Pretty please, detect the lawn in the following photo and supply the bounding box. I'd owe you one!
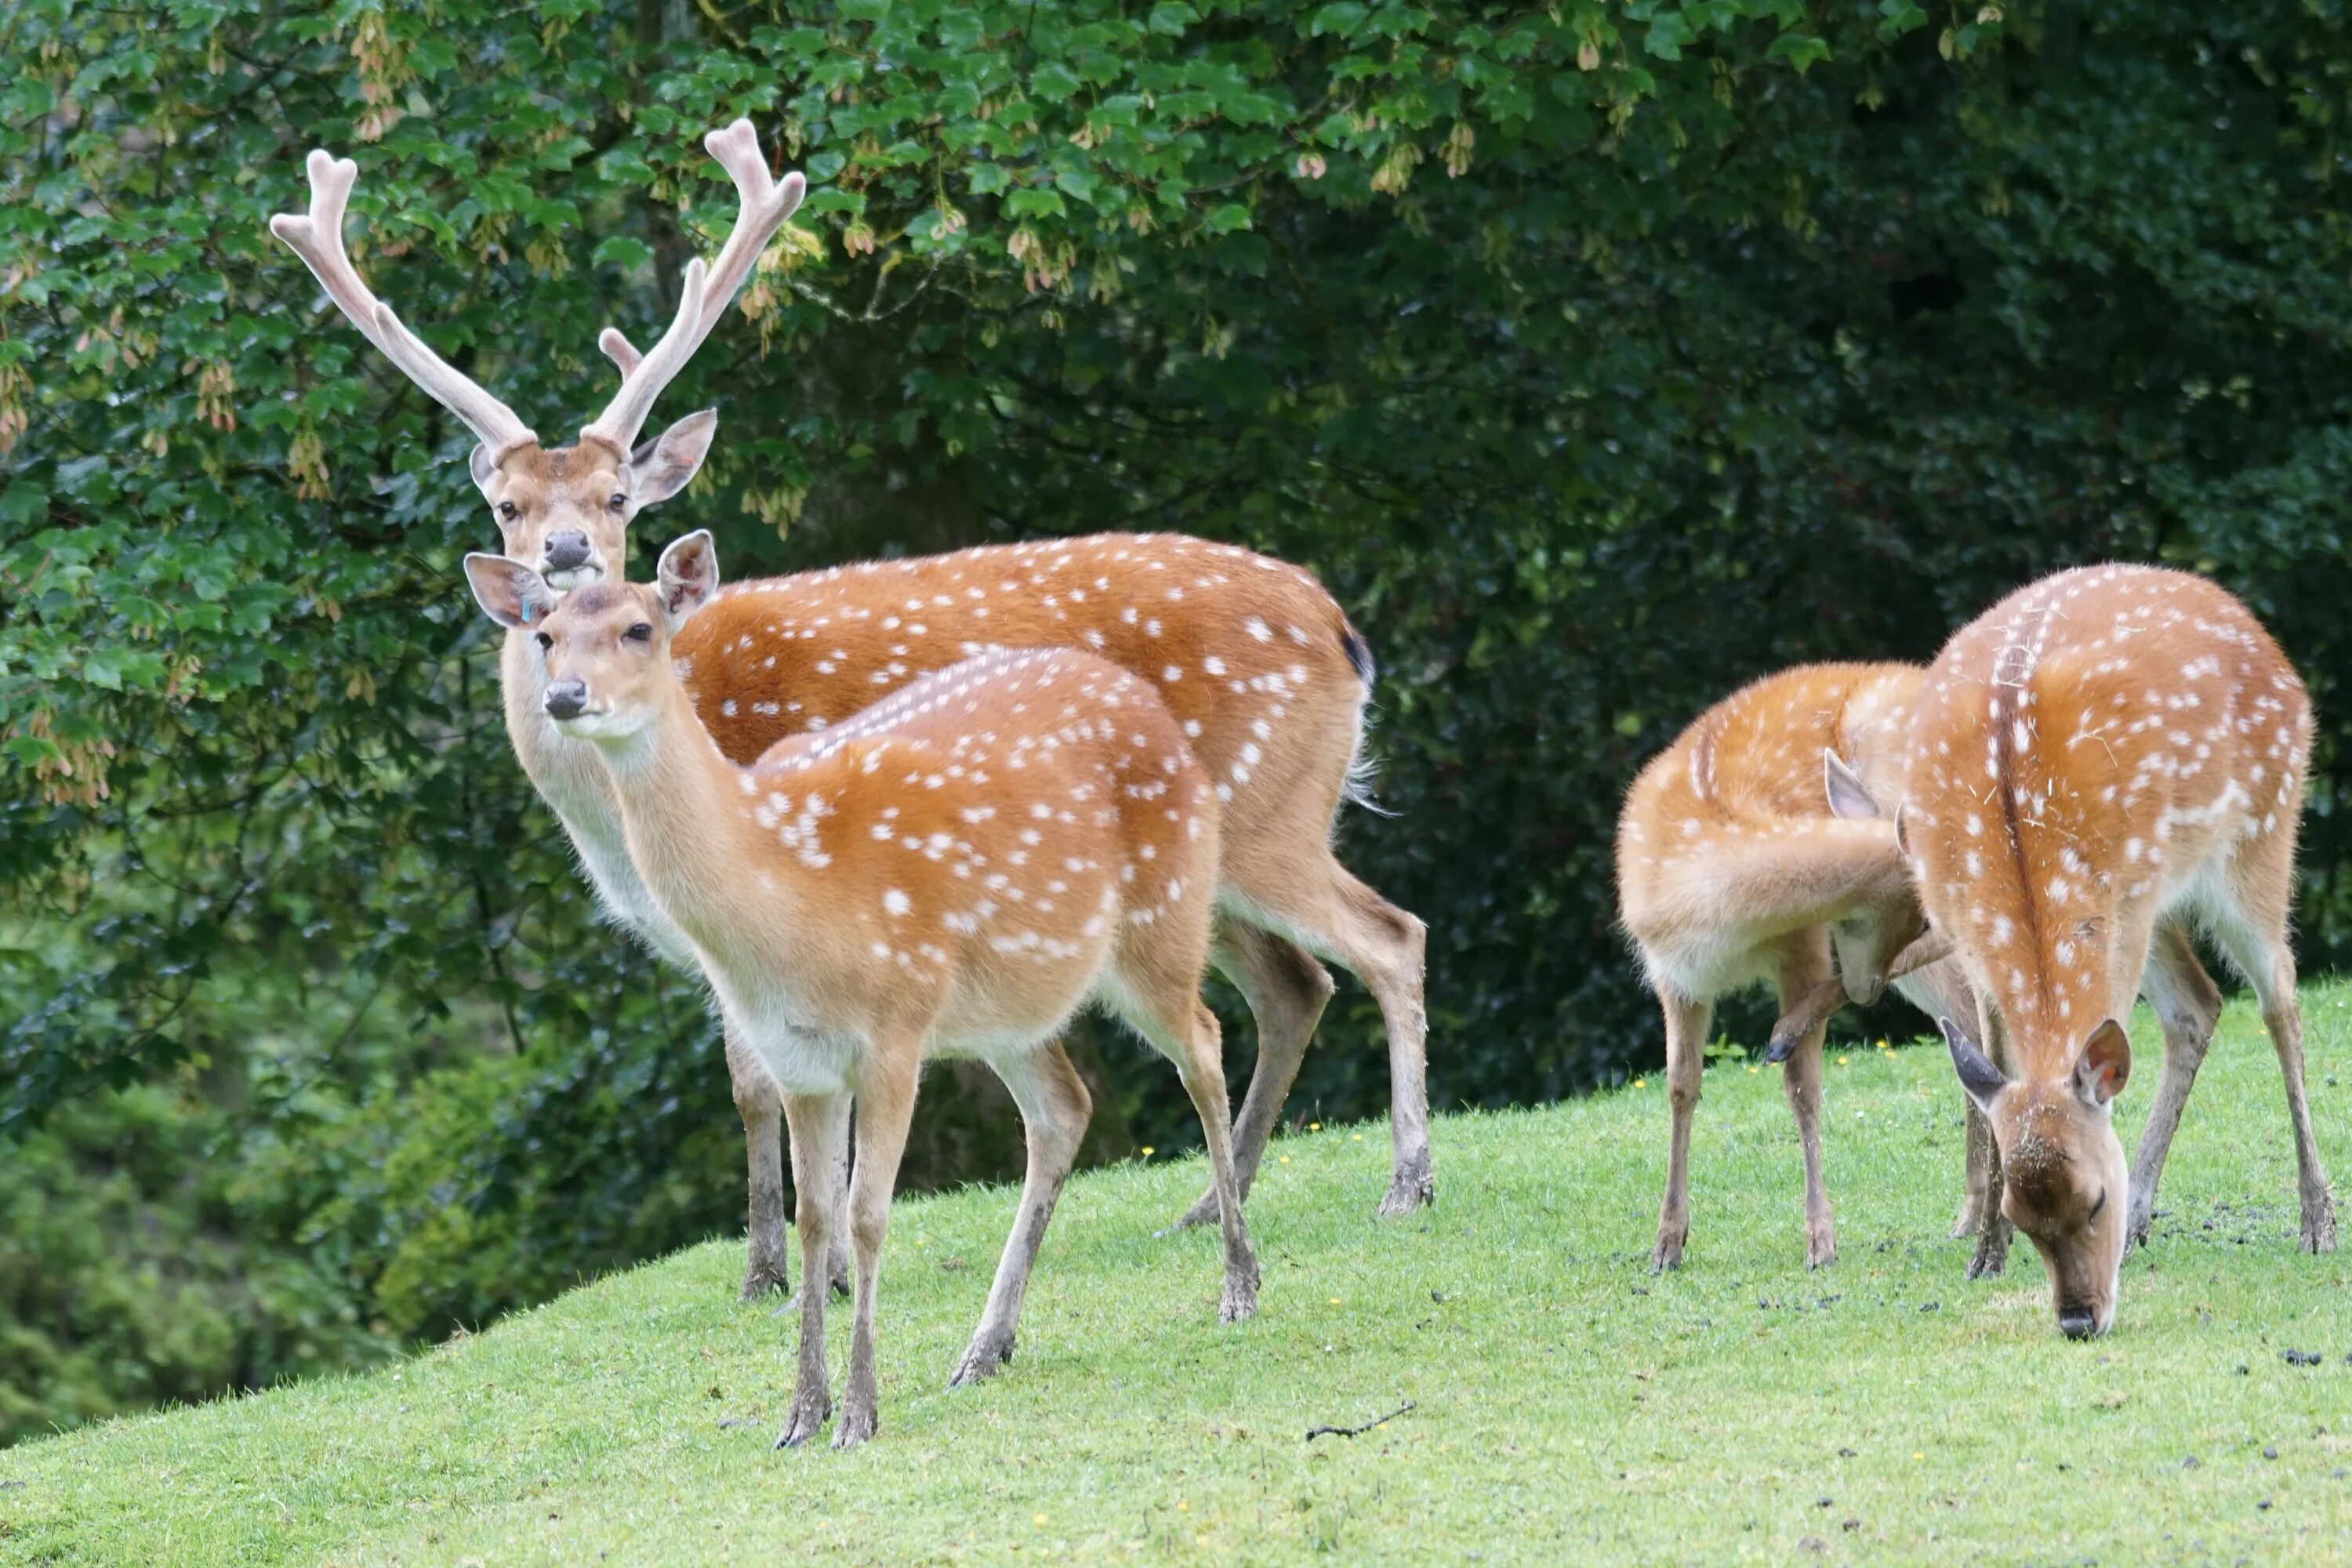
[5,986,2352,1566]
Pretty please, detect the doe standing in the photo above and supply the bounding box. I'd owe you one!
[469,532,1260,1447]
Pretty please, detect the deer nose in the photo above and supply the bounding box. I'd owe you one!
[543,678,589,720]
[2056,1305,2098,1340]
[542,532,593,573]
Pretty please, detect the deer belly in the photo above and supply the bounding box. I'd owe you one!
[726,1000,860,1097]
[1637,929,1778,1003]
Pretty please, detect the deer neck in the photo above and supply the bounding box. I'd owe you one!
[498,628,695,964]
[587,679,809,975]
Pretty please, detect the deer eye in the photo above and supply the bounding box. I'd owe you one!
[623,622,653,643]
[535,631,553,651]
[608,492,628,511]
[498,500,519,520]
[2088,1186,2107,1220]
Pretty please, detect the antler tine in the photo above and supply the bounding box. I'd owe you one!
[698,118,805,322]
[583,118,804,452]
[268,149,538,460]
[581,260,710,455]
[597,327,644,377]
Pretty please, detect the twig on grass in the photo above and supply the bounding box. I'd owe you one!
[1305,1401,1414,1442]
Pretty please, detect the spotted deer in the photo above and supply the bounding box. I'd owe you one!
[666,531,1427,1235]
[272,132,1432,1301]
[1618,663,1973,1272]
[1900,564,2336,1338]
[270,121,854,1300]
[466,532,1260,1448]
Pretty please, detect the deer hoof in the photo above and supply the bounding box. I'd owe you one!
[1650,1229,1686,1273]
[775,1393,831,1450]
[831,1403,879,1450]
[782,1277,840,1315]
[2301,1196,2338,1254]
[1219,1261,1261,1324]
[1964,1229,2010,1280]
[1161,1187,1220,1234]
[950,1330,1017,1387]
[1377,1154,1435,1218]
[739,1262,789,1304]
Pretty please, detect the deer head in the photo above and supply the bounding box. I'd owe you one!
[465,532,718,742]
[1818,750,1930,1007]
[1942,1014,2130,1338]
[271,122,801,591]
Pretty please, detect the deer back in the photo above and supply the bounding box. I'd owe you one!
[673,535,1368,835]
[1902,564,2310,1076]
[1617,662,1922,976]
[642,644,1221,1054]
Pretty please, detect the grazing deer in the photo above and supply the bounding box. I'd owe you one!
[466,532,1259,1448]
[271,131,1432,1269]
[1618,663,1973,1272]
[1900,564,2336,1338]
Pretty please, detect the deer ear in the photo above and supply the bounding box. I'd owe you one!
[1824,750,1882,821]
[629,410,717,507]
[468,443,499,499]
[1941,1015,2007,1115]
[464,553,556,630]
[2074,1018,2132,1109]
[655,529,720,627]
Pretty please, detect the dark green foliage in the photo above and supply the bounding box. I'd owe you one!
[5,0,2350,1439]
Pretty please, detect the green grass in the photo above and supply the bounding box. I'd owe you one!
[8,988,2352,1566]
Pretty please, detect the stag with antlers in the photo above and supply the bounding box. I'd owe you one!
[271,122,1433,1305]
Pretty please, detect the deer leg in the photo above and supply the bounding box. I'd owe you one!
[2125,923,2223,1247]
[1764,974,1846,1066]
[1773,935,1838,1270]
[2212,898,2338,1254]
[774,1090,848,1449]
[1171,923,1334,1230]
[1888,929,1955,982]
[824,1094,854,1300]
[1175,1001,1261,1323]
[1330,877,1432,1219]
[724,1018,790,1302]
[1954,1102,1994,1239]
[1113,919,1261,1320]
[2259,985,2338,1255]
[1965,998,2013,1279]
[953,1040,1092,1386]
[835,1045,921,1450]
[1650,986,1713,1272]
[1240,858,1432,1218]
[1766,924,1948,1071]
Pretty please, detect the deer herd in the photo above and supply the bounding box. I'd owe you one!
[272,122,2337,1447]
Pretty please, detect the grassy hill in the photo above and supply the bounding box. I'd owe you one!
[6,987,2352,1566]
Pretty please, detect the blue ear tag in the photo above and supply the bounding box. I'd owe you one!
[521,600,535,625]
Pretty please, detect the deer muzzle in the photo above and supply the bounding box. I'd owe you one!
[543,677,590,721]
[541,531,597,583]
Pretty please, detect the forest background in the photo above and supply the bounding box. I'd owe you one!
[7,0,2351,1443]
